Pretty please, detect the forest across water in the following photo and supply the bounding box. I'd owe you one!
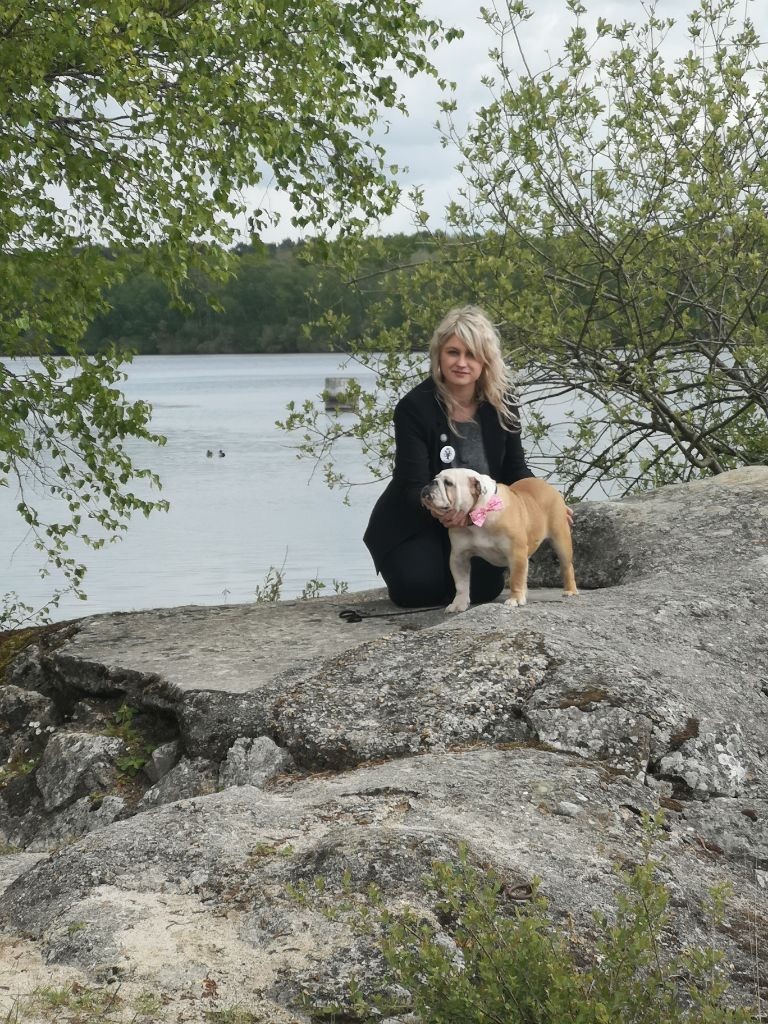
[81,234,431,356]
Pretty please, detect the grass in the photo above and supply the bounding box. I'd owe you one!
[1,985,279,1024]
[203,1008,262,1024]
[132,990,167,1018]
[1,982,122,1023]
[0,757,39,792]
[1,983,165,1023]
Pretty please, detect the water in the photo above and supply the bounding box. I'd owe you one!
[2,353,621,624]
[1,354,388,621]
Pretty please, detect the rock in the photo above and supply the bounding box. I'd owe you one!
[219,736,294,789]
[529,704,653,779]
[527,464,768,591]
[177,690,273,760]
[69,698,118,732]
[0,685,56,735]
[4,644,52,695]
[137,757,218,810]
[20,593,448,760]
[262,627,539,770]
[657,723,748,799]
[554,800,581,817]
[0,773,41,837]
[0,851,46,896]
[40,795,128,849]
[35,733,128,812]
[0,685,57,762]
[0,749,762,1013]
[676,798,768,864]
[143,740,181,784]
[1,469,767,1017]
[0,778,128,853]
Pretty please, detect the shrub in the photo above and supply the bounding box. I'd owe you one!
[351,816,754,1023]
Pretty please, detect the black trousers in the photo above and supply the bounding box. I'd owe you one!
[378,524,505,608]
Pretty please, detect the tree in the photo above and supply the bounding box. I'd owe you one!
[284,0,768,500]
[0,0,457,623]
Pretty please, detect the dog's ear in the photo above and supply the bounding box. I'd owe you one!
[470,475,482,500]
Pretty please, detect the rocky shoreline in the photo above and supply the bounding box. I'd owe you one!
[1,467,767,1022]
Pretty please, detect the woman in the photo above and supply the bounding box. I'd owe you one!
[364,305,534,607]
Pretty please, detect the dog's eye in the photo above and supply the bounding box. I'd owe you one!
[444,481,453,488]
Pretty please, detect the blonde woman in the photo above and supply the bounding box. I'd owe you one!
[364,305,535,607]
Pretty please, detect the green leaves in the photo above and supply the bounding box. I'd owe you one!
[362,827,753,1023]
[262,811,749,1021]
[1,1,457,623]
[285,0,768,502]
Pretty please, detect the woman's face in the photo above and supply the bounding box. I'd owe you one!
[439,334,484,392]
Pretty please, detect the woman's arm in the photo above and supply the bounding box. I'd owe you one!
[392,400,435,512]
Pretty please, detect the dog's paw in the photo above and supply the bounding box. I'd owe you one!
[504,597,520,608]
[562,589,580,598]
[445,600,469,614]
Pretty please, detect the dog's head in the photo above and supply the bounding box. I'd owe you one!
[420,468,495,515]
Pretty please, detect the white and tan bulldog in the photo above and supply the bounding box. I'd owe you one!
[421,468,578,612]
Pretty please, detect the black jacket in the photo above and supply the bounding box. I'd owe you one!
[363,378,534,571]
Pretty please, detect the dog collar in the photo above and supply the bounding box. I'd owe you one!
[469,494,503,527]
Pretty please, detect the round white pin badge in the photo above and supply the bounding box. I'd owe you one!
[440,445,456,464]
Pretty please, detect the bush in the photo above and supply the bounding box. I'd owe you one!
[350,816,754,1023]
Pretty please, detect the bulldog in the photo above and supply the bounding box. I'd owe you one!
[421,468,578,612]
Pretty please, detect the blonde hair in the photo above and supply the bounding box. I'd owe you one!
[429,305,520,432]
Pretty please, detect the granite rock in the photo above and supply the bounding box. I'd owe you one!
[1,468,767,1020]
[35,733,127,813]
[219,735,294,789]
[143,740,181,784]
[0,750,764,1015]
[0,684,58,766]
[137,756,218,810]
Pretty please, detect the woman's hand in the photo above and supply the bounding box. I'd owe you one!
[430,507,470,528]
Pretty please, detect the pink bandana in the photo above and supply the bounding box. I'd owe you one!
[469,494,503,527]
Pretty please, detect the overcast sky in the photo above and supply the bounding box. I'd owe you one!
[255,0,765,242]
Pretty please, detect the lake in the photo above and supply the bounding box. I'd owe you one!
[1,354,390,621]
[1,353,603,623]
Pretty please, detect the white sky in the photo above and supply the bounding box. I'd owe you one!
[254,0,766,242]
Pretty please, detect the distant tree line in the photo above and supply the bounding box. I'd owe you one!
[82,235,433,354]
